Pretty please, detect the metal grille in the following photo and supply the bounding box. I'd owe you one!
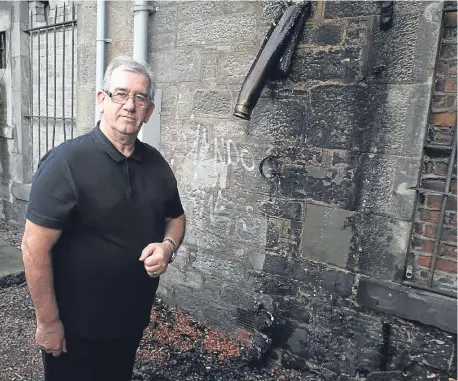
[25,3,77,170]
[236,307,256,332]
[403,5,457,298]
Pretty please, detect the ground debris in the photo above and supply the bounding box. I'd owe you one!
[133,299,307,381]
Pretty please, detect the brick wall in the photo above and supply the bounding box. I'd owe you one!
[410,8,457,292]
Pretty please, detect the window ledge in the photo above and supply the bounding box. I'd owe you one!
[357,278,457,334]
[0,126,13,139]
[11,182,31,202]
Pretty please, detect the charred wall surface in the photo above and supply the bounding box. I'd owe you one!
[79,1,458,380]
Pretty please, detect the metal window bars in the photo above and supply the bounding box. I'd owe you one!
[403,5,457,298]
[25,3,76,170]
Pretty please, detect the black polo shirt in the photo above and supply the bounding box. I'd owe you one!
[26,124,184,339]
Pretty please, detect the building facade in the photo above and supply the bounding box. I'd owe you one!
[1,1,457,380]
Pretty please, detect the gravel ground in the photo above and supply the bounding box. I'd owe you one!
[0,222,310,381]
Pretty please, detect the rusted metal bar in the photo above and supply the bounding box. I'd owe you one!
[23,19,76,33]
[53,6,57,148]
[428,133,457,287]
[29,8,34,170]
[45,18,49,152]
[37,28,41,160]
[62,5,66,142]
[412,188,457,198]
[71,3,75,139]
[425,144,453,151]
[403,280,457,298]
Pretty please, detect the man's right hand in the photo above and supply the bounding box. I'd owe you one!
[36,320,67,357]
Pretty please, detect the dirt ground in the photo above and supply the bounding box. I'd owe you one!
[0,222,310,381]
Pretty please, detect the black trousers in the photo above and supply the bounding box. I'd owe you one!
[42,334,143,381]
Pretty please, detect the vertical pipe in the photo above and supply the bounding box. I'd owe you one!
[62,5,66,141]
[37,28,41,160]
[53,6,57,148]
[95,0,106,123]
[29,9,34,170]
[133,0,150,141]
[45,16,49,152]
[71,3,75,139]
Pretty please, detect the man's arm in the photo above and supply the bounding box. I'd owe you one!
[22,219,66,356]
[163,213,186,253]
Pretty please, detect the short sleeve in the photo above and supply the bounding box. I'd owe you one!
[26,149,77,230]
[165,186,184,219]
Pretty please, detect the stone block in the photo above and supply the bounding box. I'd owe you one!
[249,97,307,145]
[150,48,200,83]
[355,154,419,220]
[300,203,354,268]
[301,21,345,45]
[324,1,379,18]
[218,48,258,85]
[309,84,430,156]
[289,46,364,84]
[347,212,411,280]
[151,2,177,34]
[358,278,457,334]
[367,3,443,85]
[75,2,97,46]
[177,1,222,20]
[192,88,233,117]
[259,198,303,221]
[105,6,131,47]
[177,14,258,47]
[76,84,96,135]
[11,182,30,202]
[276,150,358,209]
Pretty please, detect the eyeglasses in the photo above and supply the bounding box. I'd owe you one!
[104,90,151,108]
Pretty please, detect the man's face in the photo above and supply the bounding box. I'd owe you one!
[97,68,155,136]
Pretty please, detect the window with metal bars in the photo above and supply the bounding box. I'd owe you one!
[403,5,457,298]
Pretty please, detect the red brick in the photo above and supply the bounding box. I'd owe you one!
[449,213,457,227]
[445,77,457,93]
[431,112,457,127]
[418,255,432,268]
[418,256,458,274]
[424,224,438,239]
[444,11,457,27]
[440,44,457,60]
[436,77,446,92]
[442,227,458,244]
[422,179,446,192]
[441,243,457,258]
[414,222,424,235]
[446,196,457,211]
[432,94,457,111]
[419,209,441,223]
[427,195,443,210]
[434,162,449,177]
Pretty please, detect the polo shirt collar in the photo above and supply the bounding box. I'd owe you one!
[93,122,144,162]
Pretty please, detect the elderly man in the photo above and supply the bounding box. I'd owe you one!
[21,56,186,381]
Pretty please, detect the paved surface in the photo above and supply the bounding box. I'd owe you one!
[0,238,23,277]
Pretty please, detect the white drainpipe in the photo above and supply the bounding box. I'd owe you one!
[95,0,107,124]
[132,1,161,147]
[133,0,150,142]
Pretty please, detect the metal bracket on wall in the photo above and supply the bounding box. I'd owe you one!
[380,1,394,30]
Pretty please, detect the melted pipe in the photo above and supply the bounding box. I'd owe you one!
[233,2,311,121]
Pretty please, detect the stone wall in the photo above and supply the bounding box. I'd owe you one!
[45,1,458,379]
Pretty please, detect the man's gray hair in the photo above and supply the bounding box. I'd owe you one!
[102,56,157,102]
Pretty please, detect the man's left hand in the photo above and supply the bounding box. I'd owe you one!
[139,242,173,277]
